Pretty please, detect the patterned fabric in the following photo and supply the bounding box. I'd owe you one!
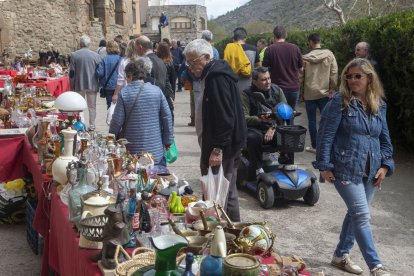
[109,81,173,164]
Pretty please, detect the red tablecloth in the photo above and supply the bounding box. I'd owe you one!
[0,70,18,77]
[0,76,70,97]
[48,186,101,276]
[22,77,70,97]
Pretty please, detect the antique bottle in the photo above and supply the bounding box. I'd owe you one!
[182,252,196,276]
[199,225,227,276]
[68,161,94,223]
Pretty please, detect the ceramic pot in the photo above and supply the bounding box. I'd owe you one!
[222,253,260,276]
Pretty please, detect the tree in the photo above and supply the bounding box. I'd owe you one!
[207,20,227,42]
[323,0,392,25]
[323,0,347,24]
[245,21,273,35]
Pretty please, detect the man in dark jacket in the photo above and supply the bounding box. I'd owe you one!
[183,39,247,222]
[135,35,174,115]
[242,67,287,176]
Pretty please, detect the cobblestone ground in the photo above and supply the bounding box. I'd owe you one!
[1,89,413,276]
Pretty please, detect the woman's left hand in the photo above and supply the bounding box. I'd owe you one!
[373,166,388,188]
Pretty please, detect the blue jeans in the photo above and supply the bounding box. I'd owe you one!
[305,97,329,148]
[284,90,299,111]
[334,177,381,269]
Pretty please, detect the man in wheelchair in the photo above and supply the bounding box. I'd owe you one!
[241,66,287,177]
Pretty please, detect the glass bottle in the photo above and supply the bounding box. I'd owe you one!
[68,162,95,223]
[32,117,46,153]
[182,252,196,276]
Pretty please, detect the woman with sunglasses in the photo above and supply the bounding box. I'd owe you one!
[316,58,394,276]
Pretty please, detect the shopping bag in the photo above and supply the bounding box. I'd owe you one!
[164,139,178,163]
[200,165,229,207]
[106,102,116,125]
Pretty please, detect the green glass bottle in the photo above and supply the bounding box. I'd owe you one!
[68,161,94,223]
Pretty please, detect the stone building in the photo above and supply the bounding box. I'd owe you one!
[140,0,207,43]
[0,0,141,60]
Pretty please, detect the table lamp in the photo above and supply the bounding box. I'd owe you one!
[52,91,87,185]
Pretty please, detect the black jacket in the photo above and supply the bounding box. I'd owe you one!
[201,60,247,165]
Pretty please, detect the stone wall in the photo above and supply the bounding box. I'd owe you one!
[0,0,134,60]
[141,4,207,44]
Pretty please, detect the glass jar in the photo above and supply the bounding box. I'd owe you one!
[68,162,95,223]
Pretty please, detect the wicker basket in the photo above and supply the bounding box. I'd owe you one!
[115,246,155,276]
[114,246,186,276]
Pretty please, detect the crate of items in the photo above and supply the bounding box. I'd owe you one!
[26,198,43,255]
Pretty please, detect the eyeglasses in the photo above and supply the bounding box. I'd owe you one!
[345,73,365,80]
[185,54,206,67]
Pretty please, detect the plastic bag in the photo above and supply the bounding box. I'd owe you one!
[164,139,178,163]
[106,102,116,125]
[200,165,230,207]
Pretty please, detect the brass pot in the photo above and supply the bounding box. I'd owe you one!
[192,220,228,236]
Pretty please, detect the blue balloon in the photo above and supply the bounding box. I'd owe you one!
[276,102,293,120]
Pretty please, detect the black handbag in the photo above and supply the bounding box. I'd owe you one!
[99,58,120,98]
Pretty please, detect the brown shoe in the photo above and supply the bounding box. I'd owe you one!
[187,122,195,126]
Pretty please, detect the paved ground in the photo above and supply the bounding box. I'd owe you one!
[1,89,413,275]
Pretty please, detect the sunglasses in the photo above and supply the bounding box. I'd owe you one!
[345,73,365,80]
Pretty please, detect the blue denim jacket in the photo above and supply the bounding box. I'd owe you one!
[316,93,394,183]
[96,54,121,90]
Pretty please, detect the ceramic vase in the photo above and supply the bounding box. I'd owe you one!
[52,128,79,185]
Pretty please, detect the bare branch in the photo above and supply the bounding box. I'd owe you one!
[323,0,346,25]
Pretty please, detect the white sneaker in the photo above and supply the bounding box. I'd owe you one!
[305,146,317,154]
[370,264,390,276]
[331,253,363,274]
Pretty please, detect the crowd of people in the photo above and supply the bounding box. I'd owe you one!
[67,27,394,276]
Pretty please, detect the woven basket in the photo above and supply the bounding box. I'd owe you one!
[115,246,155,276]
[114,246,186,276]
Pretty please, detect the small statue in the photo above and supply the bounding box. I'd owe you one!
[99,206,130,269]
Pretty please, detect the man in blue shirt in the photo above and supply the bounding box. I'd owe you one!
[158,12,168,34]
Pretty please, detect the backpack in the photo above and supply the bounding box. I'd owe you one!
[223,42,252,77]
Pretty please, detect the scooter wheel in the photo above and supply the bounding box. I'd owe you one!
[257,181,274,209]
[304,181,320,206]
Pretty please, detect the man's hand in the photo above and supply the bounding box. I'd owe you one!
[259,114,271,123]
[264,127,275,142]
[0,108,9,117]
[209,148,223,167]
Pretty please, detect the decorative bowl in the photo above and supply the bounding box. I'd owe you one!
[78,214,108,242]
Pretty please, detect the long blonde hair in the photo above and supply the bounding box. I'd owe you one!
[125,39,137,60]
[340,58,384,114]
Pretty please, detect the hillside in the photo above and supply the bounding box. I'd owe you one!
[211,0,414,34]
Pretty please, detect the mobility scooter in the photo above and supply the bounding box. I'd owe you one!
[237,101,320,209]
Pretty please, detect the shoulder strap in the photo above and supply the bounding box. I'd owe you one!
[122,83,145,130]
[103,58,121,89]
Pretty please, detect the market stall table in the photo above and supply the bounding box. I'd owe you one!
[0,70,18,77]
[0,76,70,97]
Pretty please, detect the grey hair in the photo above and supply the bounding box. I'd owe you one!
[201,30,213,42]
[125,57,153,81]
[80,35,91,48]
[183,39,213,58]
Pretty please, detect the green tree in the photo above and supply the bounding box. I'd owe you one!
[245,21,274,35]
[207,20,227,42]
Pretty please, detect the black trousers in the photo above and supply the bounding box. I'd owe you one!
[247,128,278,170]
[200,150,241,222]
